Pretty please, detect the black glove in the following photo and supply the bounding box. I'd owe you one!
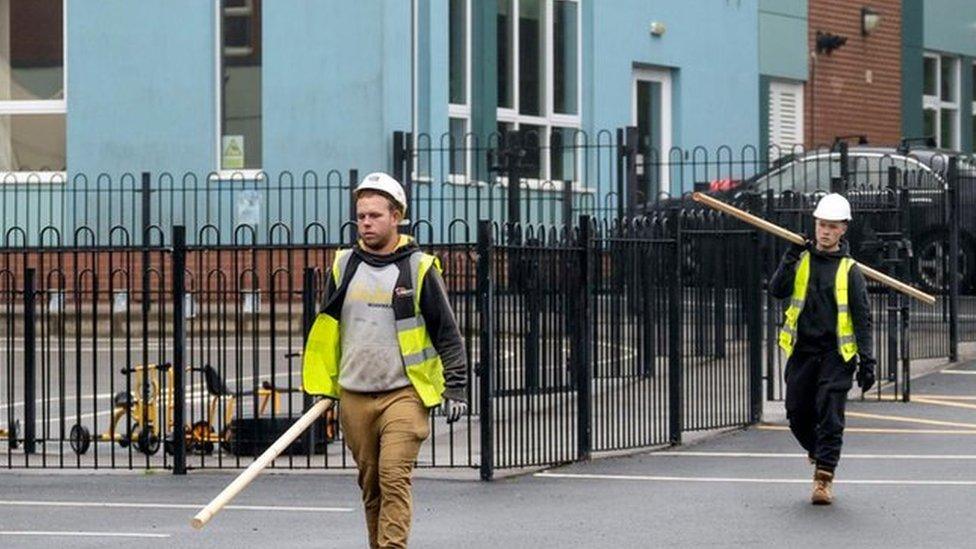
[783,238,812,264]
[856,356,876,393]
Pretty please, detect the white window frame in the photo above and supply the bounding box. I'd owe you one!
[447,0,472,181]
[215,0,263,179]
[923,52,960,150]
[494,0,582,190]
[0,0,68,184]
[632,66,673,196]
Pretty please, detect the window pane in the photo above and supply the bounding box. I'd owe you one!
[497,0,513,109]
[941,56,957,103]
[518,0,543,116]
[0,0,64,101]
[550,126,576,182]
[636,80,663,197]
[923,56,937,97]
[923,108,936,140]
[222,0,262,169]
[0,113,66,171]
[941,108,958,149]
[518,124,543,179]
[449,0,467,105]
[449,117,467,176]
[553,0,578,115]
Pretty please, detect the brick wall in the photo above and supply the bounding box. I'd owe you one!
[807,0,903,147]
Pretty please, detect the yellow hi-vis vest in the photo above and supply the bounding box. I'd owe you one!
[778,251,859,362]
[302,248,447,407]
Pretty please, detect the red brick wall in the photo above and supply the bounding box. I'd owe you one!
[807,0,902,147]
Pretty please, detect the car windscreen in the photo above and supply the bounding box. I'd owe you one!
[753,154,840,193]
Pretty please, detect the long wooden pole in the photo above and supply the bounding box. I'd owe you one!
[191,398,333,529]
[691,192,936,305]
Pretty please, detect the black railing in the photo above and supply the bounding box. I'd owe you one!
[2,130,974,477]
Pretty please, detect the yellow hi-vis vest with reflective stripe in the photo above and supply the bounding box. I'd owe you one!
[302,248,446,407]
[778,252,859,362]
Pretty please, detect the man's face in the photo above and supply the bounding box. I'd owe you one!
[356,193,400,251]
[815,218,847,251]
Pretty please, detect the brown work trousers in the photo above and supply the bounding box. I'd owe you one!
[340,386,430,549]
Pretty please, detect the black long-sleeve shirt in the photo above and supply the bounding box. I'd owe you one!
[769,241,874,361]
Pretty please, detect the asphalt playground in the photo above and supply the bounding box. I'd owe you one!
[1,360,975,548]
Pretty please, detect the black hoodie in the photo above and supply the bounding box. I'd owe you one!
[322,236,469,403]
[769,240,874,360]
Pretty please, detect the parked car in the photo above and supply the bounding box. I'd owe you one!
[639,142,976,293]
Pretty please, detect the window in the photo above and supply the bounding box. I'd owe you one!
[218,0,262,172]
[923,53,959,150]
[496,0,581,184]
[0,0,66,179]
[448,0,470,177]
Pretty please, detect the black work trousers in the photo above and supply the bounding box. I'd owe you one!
[784,350,855,472]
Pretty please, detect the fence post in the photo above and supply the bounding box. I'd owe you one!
[747,231,763,423]
[625,126,639,217]
[668,207,683,445]
[301,268,319,457]
[348,169,359,244]
[477,221,494,481]
[764,189,777,400]
[885,240,900,397]
[559,131,574,232]
[577,216,594,461]
[948,157,960,362]
[171,226,187,475]
[616,128,625,220]
[838,141,849,188]
[505,135,522,236]
[23,267,36,455]
[392,131,414,213]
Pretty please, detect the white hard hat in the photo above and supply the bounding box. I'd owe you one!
[356,172,407,215]
[812,193,852,221]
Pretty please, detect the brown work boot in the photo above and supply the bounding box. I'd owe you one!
[811,469,834,505]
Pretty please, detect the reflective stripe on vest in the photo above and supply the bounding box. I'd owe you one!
[778,252,859,362]
[302,249,446,407]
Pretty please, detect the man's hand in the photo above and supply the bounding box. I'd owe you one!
[442,398,467,424]
[856,357,876,393]
[783,237,812,263]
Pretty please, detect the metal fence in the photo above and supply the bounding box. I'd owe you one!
[2,130,974,477]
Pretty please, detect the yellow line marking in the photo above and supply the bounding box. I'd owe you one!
[914,397,976,411]
[757,424,976,435]
[846,411,976,429]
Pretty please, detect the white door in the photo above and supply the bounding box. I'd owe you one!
[632,67,672,199]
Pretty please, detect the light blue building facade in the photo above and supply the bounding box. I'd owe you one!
[15,0,975,240]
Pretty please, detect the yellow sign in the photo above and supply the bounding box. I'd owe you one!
[222,135,244,169]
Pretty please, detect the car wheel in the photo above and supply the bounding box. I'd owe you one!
[914,232,971,294]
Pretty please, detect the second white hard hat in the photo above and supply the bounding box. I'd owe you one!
[355,172,408,215]
[813,193,852,221]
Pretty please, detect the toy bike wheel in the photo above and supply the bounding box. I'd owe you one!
[69,424,91,455]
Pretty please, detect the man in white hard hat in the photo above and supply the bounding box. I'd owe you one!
[302,172,467,548]
[769,192,875,505]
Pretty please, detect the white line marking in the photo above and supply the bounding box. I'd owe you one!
[0,499,353,513]
[0,531,170,539]
[846,411,976,429]
[942,370,976,375]
[534,472,976,486]
[758,424,976,435]
[649,451,976,460]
